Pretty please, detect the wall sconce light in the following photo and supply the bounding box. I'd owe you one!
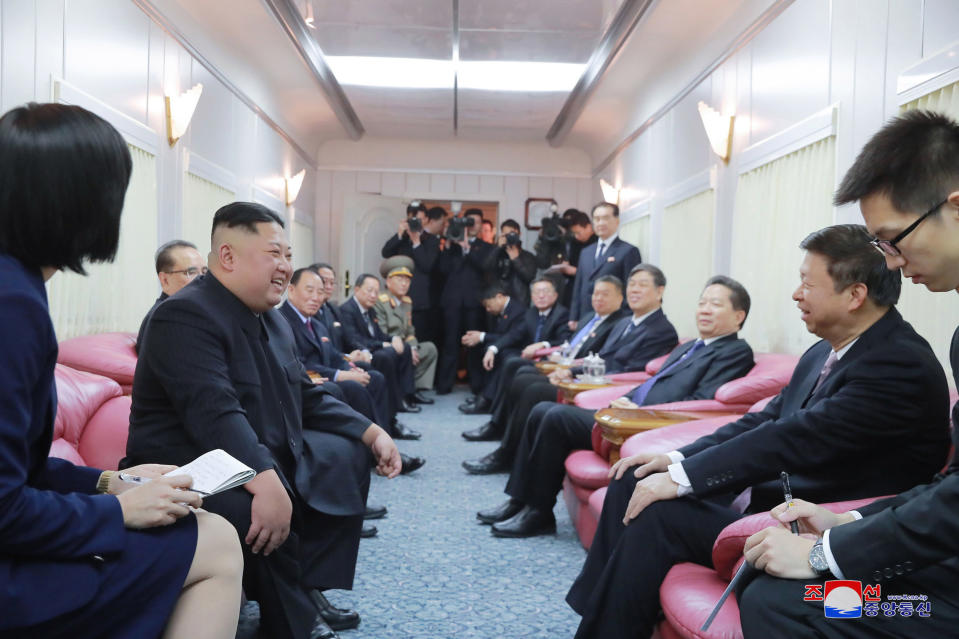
[697,101,735,163]
[303,0,316,28]
[164,83,203,147]
[450,201,463,214]
[599,179,620,205]
[286,169,306,205]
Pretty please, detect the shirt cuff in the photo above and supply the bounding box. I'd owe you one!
[332,370,340,381]
[822,529,845,579]
[383,342,391,349]
[488,345,499,354]
[666,450,685,464]
[479,331,486,342]
[667,461,693,496]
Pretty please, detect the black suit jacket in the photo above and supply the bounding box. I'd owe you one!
[569,236,641,320]
[494,304,572,353]
[381,231,440,310]
[586,308,678,374]
[438,237,494,308]
[126,274,370,515]
[279,301,350,379]
[481,298,527,349]
[633,333,754,406]
[338,297,391,352]
[568,308,629,359]
[135,292,168,354]
[316,301,345,352]
[826,320,958,583]
[677,308,950,517]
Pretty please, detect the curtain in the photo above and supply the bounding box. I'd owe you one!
[182,172,235,255]
[898,81,959,381]
[730,136,835,356]
[660,189,715,340]
[292,219,315,268]
[619,214,651,264]
[46,144,158,339]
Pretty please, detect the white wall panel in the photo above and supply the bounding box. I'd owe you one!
[314,169,334,262]
[406,172,430,195]
[356,171,382,194]
[188,61,236,172]
[479,175,504,196]
[381,172,406,197]
[430,173,455,194]
[503,176,529,222]
[552,178,579,211]
[527,177,553,200]
[454,174,480,194]
[35,0,65,100]
[576,178,594,213]
[2,0,37,112]
[922,0,959,58]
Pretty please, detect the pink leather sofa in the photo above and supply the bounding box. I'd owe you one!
[57,331,138,393]
[49,364,131,470]
[563,397,777,550]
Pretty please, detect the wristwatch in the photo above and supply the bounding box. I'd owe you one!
[808,538,833,577]
[96,470,115,494]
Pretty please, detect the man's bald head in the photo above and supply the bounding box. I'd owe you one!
[208,202,292,312]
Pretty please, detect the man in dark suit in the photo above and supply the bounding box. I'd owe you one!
[127,203,402,639]
[457,284,528,414]
[568,202,642,328]
[478,273,745,538]
[464,277,572,415]
[566,225,951,639]
[461,275,628,462]
[435,208,494,394]
[135,239,206,352]
[380,202,441,344]
[484,219,538,307]
[339,273,423,439]
[738,112,959,636]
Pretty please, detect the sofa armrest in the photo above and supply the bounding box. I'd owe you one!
[574,384,634,409]
[619,414,743,459]
[77,395,132,471]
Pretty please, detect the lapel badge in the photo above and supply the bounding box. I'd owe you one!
[607,256,616,262]
[320,336,329,342]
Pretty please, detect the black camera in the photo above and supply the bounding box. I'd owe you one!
[407,217,423,233]
[504,231,522,247]
[447,216,475,241]
[534,213,568,268]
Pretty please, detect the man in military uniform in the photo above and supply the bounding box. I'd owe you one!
[374,256,437,403]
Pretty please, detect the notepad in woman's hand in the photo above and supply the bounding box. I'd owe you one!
[165,449,257,496]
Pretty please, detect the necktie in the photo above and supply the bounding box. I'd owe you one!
[305,318,316,337]
[596,241,607,261]
[569,315,602,358]
[631,340,705,405]
[534,313,548,343]
[618,320,634,342]
[365,311,376,337]
[811,351,838,394]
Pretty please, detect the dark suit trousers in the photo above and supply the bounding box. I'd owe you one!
[505,403,594,509]
[740,566,959,638]
[480,348,520,401]
[566,474,741,639]
[335,370,390,427]
[490,356,538,424]
[437,304,486,393]
[370,347,415,422]
[496,373,560,459]
[412,309,434,346]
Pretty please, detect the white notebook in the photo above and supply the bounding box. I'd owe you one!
[165,449,257,496]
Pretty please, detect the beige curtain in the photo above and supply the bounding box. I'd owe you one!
[898,81,959,381]
[47,144,158,339]
[729,136,836,356]
[182,172,235,255]
[660,189,715,340]
[292,219,315,268]
[619,214,651,264]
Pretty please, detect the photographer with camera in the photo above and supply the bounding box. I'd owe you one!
[535,209,596,308]
[435,208,493,395]
[485,219,537,306]
[381,201,442,345]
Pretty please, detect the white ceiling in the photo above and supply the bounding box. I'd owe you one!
[146,0,782,166]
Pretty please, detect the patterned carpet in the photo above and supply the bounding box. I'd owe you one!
[324,386,587,638]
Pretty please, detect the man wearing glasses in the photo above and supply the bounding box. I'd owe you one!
[136,239,207,352]
[739,110,959,636]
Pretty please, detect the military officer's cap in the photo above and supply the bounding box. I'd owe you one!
[380,255,414,279]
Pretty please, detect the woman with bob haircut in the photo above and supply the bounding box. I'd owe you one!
[0,103,243,638]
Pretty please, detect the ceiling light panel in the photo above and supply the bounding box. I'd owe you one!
[459,30,598,64]
[325,56,454,89]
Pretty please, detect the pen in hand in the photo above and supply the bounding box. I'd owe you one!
[780,471,799,535]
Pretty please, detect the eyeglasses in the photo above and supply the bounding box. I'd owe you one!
[870,199,947,256]
[166,267,206,277]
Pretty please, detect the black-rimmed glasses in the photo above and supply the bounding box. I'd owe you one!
[870,198,947,256]
[166,266,206,277]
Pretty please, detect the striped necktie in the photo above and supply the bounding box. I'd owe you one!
[630,340,705,405]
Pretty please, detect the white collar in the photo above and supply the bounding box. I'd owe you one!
[833,337,858,360]
[289,302,311,325]
[702,332,735,346]
[631,309,657,326]
[596,232,619,248]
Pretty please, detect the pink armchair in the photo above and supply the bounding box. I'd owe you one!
[50,364,131,470]
[57,331,138,393]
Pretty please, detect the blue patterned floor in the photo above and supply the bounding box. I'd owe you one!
[324,387,587,638]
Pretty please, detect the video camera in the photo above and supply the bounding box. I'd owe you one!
[447,216,475,242]
[534,213,568,268]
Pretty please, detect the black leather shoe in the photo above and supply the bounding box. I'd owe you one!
[400,453,425,474]
[360,523,377,538]
[364,504,387,520]
[462,448,509,475]
[476,498,524,524]
[309,591,361,631]
[491,506,556,538]
[308,615,339,639]
[394,422,421,440]
[459,396,492,414]
[461,421,500,441]
[399,399,422,413]
[463,394,478,404]
[412,391,434,404]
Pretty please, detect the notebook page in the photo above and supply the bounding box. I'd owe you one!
[166,449,255,495]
